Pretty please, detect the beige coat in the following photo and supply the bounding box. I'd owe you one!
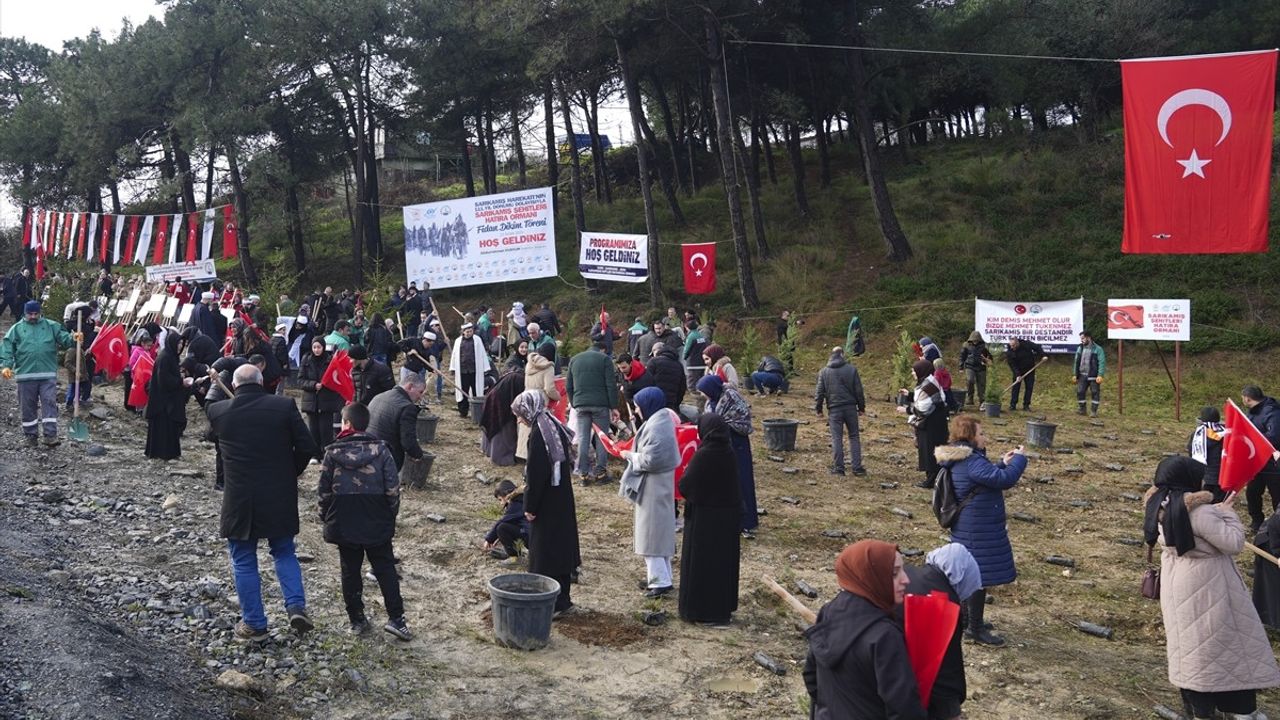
[1152,489,1280,692]
[516,354,561,460]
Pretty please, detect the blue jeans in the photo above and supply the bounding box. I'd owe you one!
[574,406,609,476]
[227,536,306,630]
[751,372,788,393]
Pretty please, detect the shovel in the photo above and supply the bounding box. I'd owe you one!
[69,313,90,442]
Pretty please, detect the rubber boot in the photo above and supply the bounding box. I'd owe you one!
[964,589,1005,646]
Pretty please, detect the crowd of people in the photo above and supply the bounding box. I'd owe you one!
[9,268,1280,719]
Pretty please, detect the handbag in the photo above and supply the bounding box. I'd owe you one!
[1140,545,1160,600]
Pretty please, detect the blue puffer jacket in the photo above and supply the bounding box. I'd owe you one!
[935,442,1027,587]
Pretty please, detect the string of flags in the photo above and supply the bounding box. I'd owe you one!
[20,205,239,276]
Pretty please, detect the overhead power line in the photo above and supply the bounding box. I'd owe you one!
[729,39,1117,64]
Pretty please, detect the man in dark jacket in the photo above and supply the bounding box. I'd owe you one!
[208,364,317,642]
[531,303,562,337]
[1004,337,1044,411]
[565,341,619,484]
[958,331,992,407]
[367,375,425,471]
[645,342,686,412]
[815,347,866,476]
[1244,385,1280,532]
[183,327,221,368]
[615,354,654,404]
[635,320,676,364]
[350,346,394,405]
[191,291,219,340]
[590,311,618,357]
[317,403,411,640]
[749,355,789,395]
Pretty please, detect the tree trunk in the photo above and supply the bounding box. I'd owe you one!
[734,112,769,258]
[459,113,476,197]
[784,122,809,217]
[616,39,664,307]
[170,130,198,214]
[649,74,684,197]
[364,112,383,262]
[204,146,216,208]
[475,111,491,194]
[543,80,559,213]
[704,11,758,309]
[484,105,498,193]
[677,82,699,195]
[109,180,121,214]
[225,142,259,287]
[510,104,527,188]
[814,112,832,188]
[636,108,686,225]
[557,78,594,291]
[285,182,306,272]
[160,140,181,214]
[758,117,777,184]
[847,10,912,262]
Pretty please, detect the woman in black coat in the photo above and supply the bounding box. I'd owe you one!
[902,543,982,720]
[299,337,344,459]
[512,390,580,616]
[145,331,190,460]
[909,359,950,489]
[678,412,742,624]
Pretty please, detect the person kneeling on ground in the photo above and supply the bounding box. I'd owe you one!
[749,354,789,396]
[317,403,412,641]
[483,480,529,560]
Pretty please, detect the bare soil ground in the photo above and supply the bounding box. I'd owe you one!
[2,336,1278,719]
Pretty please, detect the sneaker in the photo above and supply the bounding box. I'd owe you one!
[643,585,673,598]
[350,617,371,636]
[829,466,846,476]
[916,479,935,489]
[384,616,413,641]
[964,627,1006,646]
[287,607,313,634]
[575,473,592,487]
[234,621,269,644]
[551,604,578,621]
[741,529,757,540]
[489,547,510,560]
[308,458,319,465]
[851,467,867,477]
[42,436,60,448]
[592,471,611,484]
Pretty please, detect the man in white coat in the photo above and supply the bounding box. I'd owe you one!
[450,323,491,418]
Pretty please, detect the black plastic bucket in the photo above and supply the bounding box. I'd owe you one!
[469,395,486,425]
[417,413,439,444]
[762,418,799,452]
[401,451,435,489]
[487,573,560,650]
[1026,420,1058,448]
[984,403,1002,418]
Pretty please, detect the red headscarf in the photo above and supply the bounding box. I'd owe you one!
[704,344,726,364]
[835,540,900,613]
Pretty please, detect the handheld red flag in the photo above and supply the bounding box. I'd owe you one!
[129,352,154,408]
[321,350,355,403]
[223,206,238,259]
[551,376,568,423]
[1121,50,1278,254]
[600,304,608,334]
[1220,398,1278,493]
[88,323,129,380]
[593,419,701,483]
[682,243,717,294]
[904,590,961,708]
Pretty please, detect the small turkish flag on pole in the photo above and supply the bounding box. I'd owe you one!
[88,323,129,380]
[1219,398,1278,493]
[1121,50,1277,254]
[321,350,355,404]
[681,242,717,294]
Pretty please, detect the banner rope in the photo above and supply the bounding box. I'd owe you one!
[729,39,1117,63]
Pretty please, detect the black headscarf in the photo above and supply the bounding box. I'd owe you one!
[1143,455,1206,556]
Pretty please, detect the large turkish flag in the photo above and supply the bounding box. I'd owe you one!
[681,242,716,294]
[1121,50,1277,254]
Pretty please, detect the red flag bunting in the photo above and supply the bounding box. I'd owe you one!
[681,242,717,294]
[88,323,129,380]
[100,215,114,263]
[904,590,961,708]
[60,212,73,254]
[151,216,169,266]
[185,212,199,262]
[222,205,238,259]
[76,213,89,259]
[129,352,154,408]
[1220,398,1278,493]
[122,216,139,264]
[321,349,355,403]
[1121,50,1278,254]
[34,239,45,280]
[21,208,32,248]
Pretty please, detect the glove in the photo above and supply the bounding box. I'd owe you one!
[1095,376,1104,385]
[72,332,84,344]
[0,367,12,380]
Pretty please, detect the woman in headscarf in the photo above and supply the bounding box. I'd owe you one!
[803,540,925,720]
[909,359,950,489]
[677,412,741,625]
[620,386,681,598]
[935,414,1026,646]
[702,343,739,386]
[517,347,560,461]
[299,337,344,460]
[1145,455,1280,720]
[145,331,190,460]
[512,390,580,617]
[480,368,525,466]
[696,375,758,539]
[903,543,982,720]
[504,339,530,373]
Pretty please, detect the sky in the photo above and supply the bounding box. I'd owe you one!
[0,0,162,229]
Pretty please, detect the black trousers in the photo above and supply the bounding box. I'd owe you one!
[457,371,476,416]
[1181,687,1255,716]
[1009,372,1036,408]
[495,522,523,556]
[338,542,404,622]
[306,410,335,459]
[550,573,572,612]
[1246,470,1280,528]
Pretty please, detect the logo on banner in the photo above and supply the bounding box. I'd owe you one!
[1014,305,1027,314]
[1108,305,1145,329]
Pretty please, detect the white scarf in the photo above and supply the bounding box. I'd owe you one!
[1190,421,1224,465]
[450,334,491,401]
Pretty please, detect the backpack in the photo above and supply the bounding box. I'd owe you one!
[932,464,980,529]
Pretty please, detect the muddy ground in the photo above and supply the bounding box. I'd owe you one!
[1,340,1277,719]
